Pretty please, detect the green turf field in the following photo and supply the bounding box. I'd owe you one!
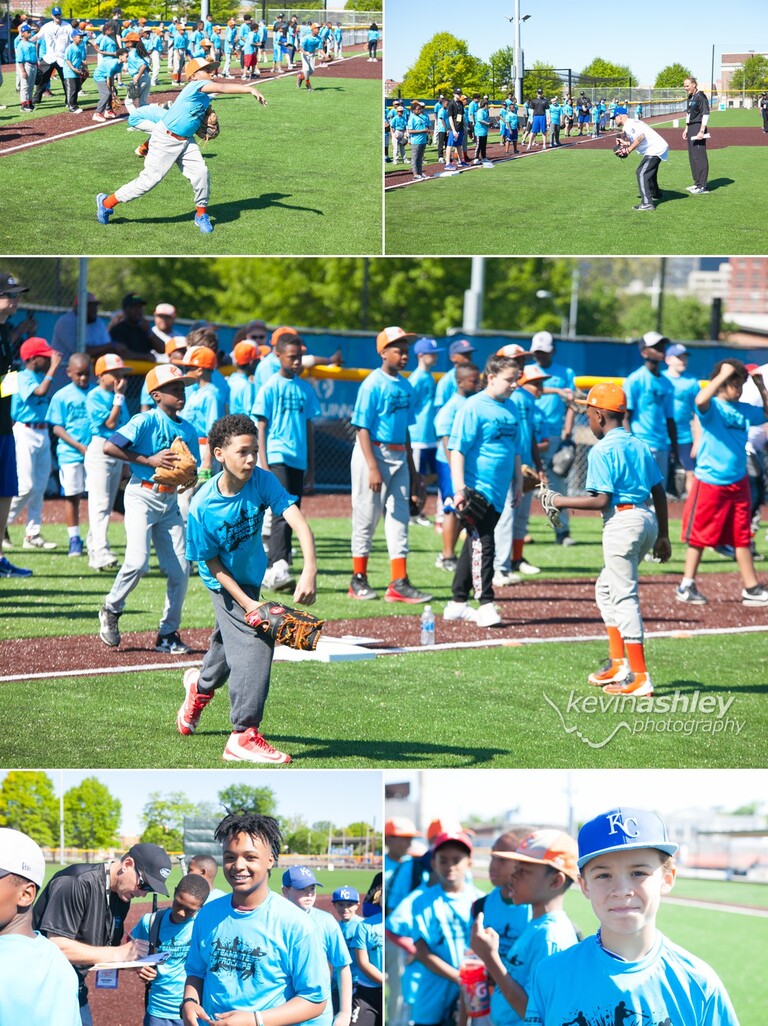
[2,513,766,768]
[0,67,381,255]
[656,108,766,128]
[385,117,767,255]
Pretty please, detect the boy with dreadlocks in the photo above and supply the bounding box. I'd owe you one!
[181,811,329,1026]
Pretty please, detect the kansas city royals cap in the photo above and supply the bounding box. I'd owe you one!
[0,271,29,295]
[614,106,628,116]
[0,828,46,889]
[126,843,173,895]
[493,829,579,882]
[413,337,444,355]
[19,23,33,31]
[577,807,679,869]
[530,330,555,353]
[332,885,360,902]
[448,338,475,357]
[282,866,323,889]
[666,343,689,358]
[51,5,63,14]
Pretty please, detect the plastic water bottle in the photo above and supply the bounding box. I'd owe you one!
[420,605,435,646]
[459,951,492,1026]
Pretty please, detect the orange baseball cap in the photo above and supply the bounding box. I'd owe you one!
[183,345,218,370]
[165,336,188,355]
[124,31,140,41]
[145,364,194,392]
[94,354,132,376]
[519,366,551,386]
[233,340,260,365]
[575,381,627,413]
[384,817,418,838]
[270,325,300,347]
[185,57,219,79]
[376,326,418,354]
[496,343,532,360]
[493,829,579,881]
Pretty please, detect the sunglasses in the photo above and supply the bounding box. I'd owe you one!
[135,867,152,892]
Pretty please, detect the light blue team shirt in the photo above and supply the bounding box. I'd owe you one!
[127,48,149,77]
[449,390,521,513]
[11,368,50,423]
[479,887,533,1025]
[86,385,130,438]
[256,350,281,389]
[16,37,38,62]
[624,366,675,450]
[162,80,211,138]
[338,915,364,986]
[511,385,537,464]
[694,397,766,486]
[585,427,662,508]
[367,29,380,42]
[386,855,429,916]
[132,910,198,1018]
[182,382,226,438]
[185,892,328,1020]
[434,392,468,463]
[411,883,484,1025]
[348,911,383,989]
[406,111,431,145]
[0,933,81,1026]
[252,373,320,470]
[351,367,415,445]
[302,33,323,55]
[524,933,740,1026]
[506,109,519,130]
[129,103,166,130]
[434,367,458,409]
[549,102,563,125]
[662,369,700,444]
[437,106,449,131]
[493,910,578,1026]
[93,55,122,82]
[475,107,490,136]
[95,32,117,67]
[408,366,438,446]
[385,885,427,1007]
[334,27,343,43]
[63,42,84,77]
[186,467,297,591]
[110,407,200,483]
[389,112,408,132]
[305,906,350,1026]
[534,361,575,436]
[46,382,92,464]
[467,99,479,124]
[228,371,256,416]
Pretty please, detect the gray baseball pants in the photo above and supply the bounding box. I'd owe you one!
[596,505,657,644]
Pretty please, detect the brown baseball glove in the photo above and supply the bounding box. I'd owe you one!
[245,602,325,651]
[521,464,541,493]
[153,436,198,489]
[196,108,220,141]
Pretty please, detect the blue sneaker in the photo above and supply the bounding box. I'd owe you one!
[68,536,84,557]
[194,212,213,234]
[96,193,112,225]
[0,556,33,578]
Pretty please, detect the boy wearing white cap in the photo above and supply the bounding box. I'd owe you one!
[0,827,81,1025]
[523,808,739,1026]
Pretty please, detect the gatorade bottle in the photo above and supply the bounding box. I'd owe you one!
[459,951,491,1026]
[420,605,435,645]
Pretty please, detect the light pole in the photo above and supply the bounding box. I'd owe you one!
[507,0,531,105]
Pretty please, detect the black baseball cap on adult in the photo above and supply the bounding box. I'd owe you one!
[125,842,172,895]
[0,272,29,296]
[122,292,145,307]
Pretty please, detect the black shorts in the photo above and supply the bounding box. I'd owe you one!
[351,985,382,1026]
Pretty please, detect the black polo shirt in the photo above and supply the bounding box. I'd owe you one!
[109,316,154,356]
[687,90,710,126]
[33,862,130,1004]
[0,322,13,437]
[531,96,549,116]
[447,98,465,130]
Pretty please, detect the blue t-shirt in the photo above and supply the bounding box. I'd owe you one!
[127,48,149,77]
[449,390,521,513]
[662,370,700,444]
[228,371,256,416]
[63,42,84,77]
[511,385,537,464]
[348,912,383,989]
[385,886,427,1007]
[694,397,766,486]
[252,373,321,470]
[475,107,490,136]
[407,111,431,145]
[305,906,350,1026]
[93,56,121,82]
[411,884,484,1025]
[11,368,50,423]
[338,915,364,986]
[133,910,198,1018]
[46,382,92,464]
[494,910,578,1026]
[256,350,281,389]
[585,427,663,508]
[86,385,130,438]
[185,892,328,1020]
[162,79,211,138]
[435,367,458,409]
[549,103,563,125]
[182,382,226,438]
[535,361,576,436]
[524,933,739,1026]
[408,366,438,446]
[351,368,415,445]
[0,933,81,1026]
[16,37,37,62]
[302,33,323,55]
[109,408,200,483]
[187,467,297,591]
[624,366,675,451]
[434,392,468,464]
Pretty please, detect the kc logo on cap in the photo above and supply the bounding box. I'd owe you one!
[606,811,640,838]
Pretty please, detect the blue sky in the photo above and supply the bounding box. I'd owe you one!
[385,0,759,86]
[5,770,382,837]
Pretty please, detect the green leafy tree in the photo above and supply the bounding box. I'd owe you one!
[401,33,486,99]
[580,56,637,88]
[141,822,183,849]
[344,821,374,837]
[483,47,515,99]
[141,791,197,851]
[522,61,564,101]
[344,0,382,11]
[64,778,121,856]
[654,63,693,89]
[285,827,327,854]
[731,55,768,92]
[0,771,59,846]
[218,784,278,818]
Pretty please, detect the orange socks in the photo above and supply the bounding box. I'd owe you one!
[352,557,368,577]
[196,206,207,217]
[606,626,624,661]
[625,643,647,674]
[391,557,406,582]
[103,195,118,209]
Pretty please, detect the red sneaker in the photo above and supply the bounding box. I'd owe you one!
[385,577,433,604]
[176,668,213,735]
[223,727,291,764]
[587,658,630,687]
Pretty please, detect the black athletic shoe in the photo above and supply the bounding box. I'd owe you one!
[348,573,379,600]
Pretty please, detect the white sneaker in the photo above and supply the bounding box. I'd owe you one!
[513,560,540,576]
[443,601,476,622]
[266,558,295,593]
[475,602,502,627]
[23,534,57,550]
[493,570,521,587]
[223,727,291,764]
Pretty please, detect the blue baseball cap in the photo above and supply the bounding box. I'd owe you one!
[666,343,689,358]
[332,885,360,902]
[51,6,63,14]
[20,22,33,31]
[614,106,628,116]
[449,339,476,357]
[577,807,679,869]
[414,337,444,356]
[282,866,323,889]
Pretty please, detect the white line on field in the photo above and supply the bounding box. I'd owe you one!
[664,896,768,917]
[3,622,767,683]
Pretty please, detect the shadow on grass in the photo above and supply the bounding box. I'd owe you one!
[209,192,324,225]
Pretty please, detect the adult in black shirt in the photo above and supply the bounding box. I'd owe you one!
[33,843,172,1016]
[683,76,710,193]
[446,87,467,166]
[108,292,161,360]
[760,93,768,133]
